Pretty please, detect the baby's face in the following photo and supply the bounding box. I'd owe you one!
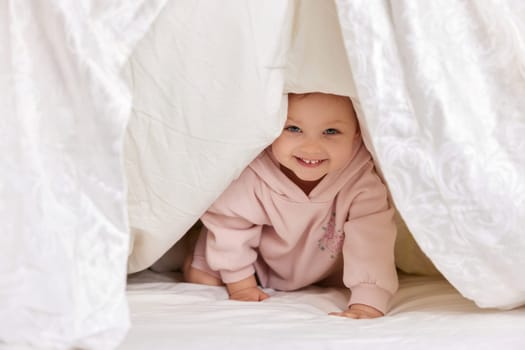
[272,93,358,183]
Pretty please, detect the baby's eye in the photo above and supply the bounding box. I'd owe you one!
[285,125,302,133]
[323,128,340,135]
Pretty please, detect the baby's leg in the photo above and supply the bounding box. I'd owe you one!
[182,228,223,286]
[183,255,223,286]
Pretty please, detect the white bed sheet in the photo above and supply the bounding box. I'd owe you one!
[121,270,525,350]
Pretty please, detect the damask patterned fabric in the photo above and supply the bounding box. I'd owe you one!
[336,0,525,309]
[0,1,164,348]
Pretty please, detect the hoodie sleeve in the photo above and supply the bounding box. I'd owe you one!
[342,162,399,314]
[200,169,267,284]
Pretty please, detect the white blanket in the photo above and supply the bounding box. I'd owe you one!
[336,0,525,309]
[1,1,164,348]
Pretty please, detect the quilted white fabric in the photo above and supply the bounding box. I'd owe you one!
[0,1,164,348]
[336,0,525,308]
[124,0,291,273]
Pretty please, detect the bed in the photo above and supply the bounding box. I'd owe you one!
[2,1,525,349]
[121,270,525,349]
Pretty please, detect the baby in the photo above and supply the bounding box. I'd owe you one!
[184,92,398,319]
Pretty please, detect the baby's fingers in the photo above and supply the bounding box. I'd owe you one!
[258,291,270,301]
[329,311,360,319]
[230,288,270,302]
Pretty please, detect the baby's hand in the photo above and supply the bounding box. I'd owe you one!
[329,303,383,319]
[229,286,269,301]
[226,275,269,302]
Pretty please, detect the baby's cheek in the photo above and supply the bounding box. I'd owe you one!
[271,139,291,160]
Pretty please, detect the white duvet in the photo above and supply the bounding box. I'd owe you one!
[2,0,525,349]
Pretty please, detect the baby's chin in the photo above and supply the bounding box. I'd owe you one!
[294,172,326,183]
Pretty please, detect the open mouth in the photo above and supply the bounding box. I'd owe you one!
[295,157,325,167]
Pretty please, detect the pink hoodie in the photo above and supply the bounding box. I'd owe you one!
[192,139,398,313]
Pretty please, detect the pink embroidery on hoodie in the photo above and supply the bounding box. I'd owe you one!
[318,212,344,258]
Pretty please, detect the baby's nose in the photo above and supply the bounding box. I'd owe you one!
[299,139,323,154]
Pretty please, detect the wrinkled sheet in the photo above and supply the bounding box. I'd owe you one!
[122,270,525,350]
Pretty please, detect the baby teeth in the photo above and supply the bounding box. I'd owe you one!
[302,158,320,164]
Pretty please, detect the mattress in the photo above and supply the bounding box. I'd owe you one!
[121,270,525,350]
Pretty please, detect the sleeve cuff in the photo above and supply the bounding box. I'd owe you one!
[348,283,393,314]
[220,265,256,284]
